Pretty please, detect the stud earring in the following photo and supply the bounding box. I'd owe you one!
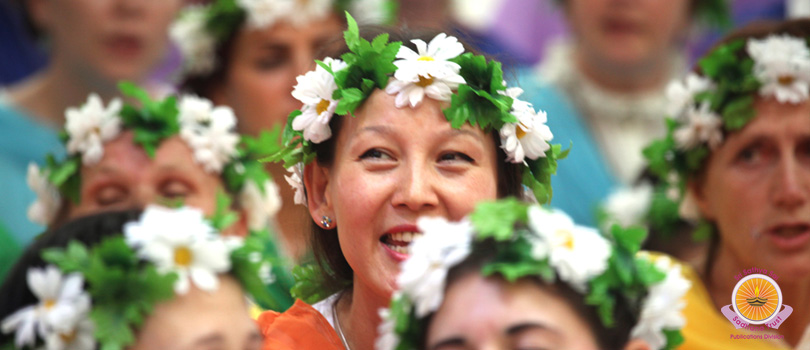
[320,215,333,229]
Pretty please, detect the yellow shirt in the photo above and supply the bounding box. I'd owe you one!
[680,265,789,350]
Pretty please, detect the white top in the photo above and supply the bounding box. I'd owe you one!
[537,41,685,184]
[311,292,341,329]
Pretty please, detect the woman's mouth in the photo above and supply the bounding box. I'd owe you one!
[104,34,143,59]
[380,231,422,255]
[764,223,810,251]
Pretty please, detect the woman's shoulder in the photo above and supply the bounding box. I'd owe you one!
[257,299,343,350]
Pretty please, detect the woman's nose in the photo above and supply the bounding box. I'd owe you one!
[391,163,440,212]
[771,155,809,211]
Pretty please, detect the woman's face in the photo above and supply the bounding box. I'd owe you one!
[215,14,343,136]
[426,274,600,350]
[31,0,181,81]
[69,132,224,220]
[130,276,262,350]
[307,90,499,297]
[566,0,689,71]
[694,98,810,277]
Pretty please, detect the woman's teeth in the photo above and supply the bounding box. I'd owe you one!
[383,231,422,255]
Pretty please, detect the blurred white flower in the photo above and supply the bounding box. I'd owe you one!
[240,179,282,231]
[237,0,294,29]
[603,183,654,228]
[178,95,240,173]
[350,0,389,24]
[631,254,691,350]
[665,73,714,118]
[43,316,95,350]
[26,163,60,226]
[284,164,307,206]
[673,102,723,150]
[291,57,347,143]
[398,217,473,317]
[286,0,331,27]
[170,6,217,75]
[65,94,122,165]
[374,306,399,350]
[748,34,810,104]
[679,190,702,222]
[124,205,232,294]
[385,33,466,108]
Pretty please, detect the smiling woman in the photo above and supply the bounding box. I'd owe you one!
[258,15,567,350]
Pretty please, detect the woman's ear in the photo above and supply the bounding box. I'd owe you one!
[304,162,332,225]
[689,178,715,220]
[623,338,652,350]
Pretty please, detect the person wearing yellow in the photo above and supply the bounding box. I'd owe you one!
[644,18,810,349]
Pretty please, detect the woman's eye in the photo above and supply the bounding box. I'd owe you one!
[254,50,288,70]
[438,152,474,163]
[160,180,192,199]
[736,145,763,165]
[95,186,127,206]
[360,148,394,160]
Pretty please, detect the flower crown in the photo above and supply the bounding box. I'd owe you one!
[641,34,810,236]
[376,198,691,350]
[27,82,281,237]
[267,14,568,206]
[171,0,398,75]
[0,205,276,350]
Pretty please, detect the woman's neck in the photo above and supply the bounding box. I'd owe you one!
[574,46,673,95]
[6,60,122,127]
[336,281,389,350]
[707,245,810,347]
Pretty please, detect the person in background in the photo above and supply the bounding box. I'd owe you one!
[0,0,183,263]
[644,18,810,349]
[0,206,267,350]
[514,0,729,226]
[173,0,396,259]
[376,199,690,350]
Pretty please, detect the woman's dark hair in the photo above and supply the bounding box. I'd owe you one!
[307,26,525,293]
[689,18,810,280]
[0,209,142,346]
[418,240,637,349]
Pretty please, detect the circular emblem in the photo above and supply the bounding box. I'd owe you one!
[731,274,782,325]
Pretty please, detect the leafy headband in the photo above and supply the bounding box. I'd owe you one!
[0,205,274,350]
[377,198,691,350]
[638,34,810,236]
[267,13,568,206]
[27,83,281,238]
[171,0,398,75]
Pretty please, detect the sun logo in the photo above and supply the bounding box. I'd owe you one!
[732,274,782,325]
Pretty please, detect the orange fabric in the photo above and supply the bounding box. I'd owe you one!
[258,299,343,350]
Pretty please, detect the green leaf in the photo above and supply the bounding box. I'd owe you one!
[610,225,647,254]
[470,198,529,240]
[209,191,239,231]
[722,96,755,130]
[692,220,714,241]
[42,241,91,273]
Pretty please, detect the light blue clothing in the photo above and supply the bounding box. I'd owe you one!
[0,102,64,247]
[513,68,617,226]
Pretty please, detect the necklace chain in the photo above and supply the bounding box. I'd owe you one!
[332,297,351,350]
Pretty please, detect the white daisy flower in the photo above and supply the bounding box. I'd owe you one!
[171,6,217,75]
[385,33,467,108]
[665,73,714,118]
[26,163,61,226]
[673,102,724,151]
[398,217,473,317]
[178,95,240,173]
[65,94,122,165]
[286,0,332,27]
[291,57,347,143]
[603,183,654,228]
[631,254,691,350]
[258,262,276,285]
[528,208,611,293]
[748,34,810,104]
[43,316,95,350]
[284,164,307,206]
[1,266,90,348]
[375,306,399,350]
[350,0,389,25]
[236,0,294,29]
[124,206,232,294]
[239,179,282,232]
[499,98,553,163]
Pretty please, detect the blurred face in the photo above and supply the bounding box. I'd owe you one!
[566,0,689,71]
[694,98,810,277]
[308,90,499,298]
[426,274,600,350]
[32,0,181,81]
[217,15,343,136]
[130,276,262,350]
[69,132,224,220]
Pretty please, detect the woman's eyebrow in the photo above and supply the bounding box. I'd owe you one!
[506,321,555,336]
[429,336,466,350]
[189,333,225,348]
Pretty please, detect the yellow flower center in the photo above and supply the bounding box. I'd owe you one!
[416,75,435,88]
[556,230,575,250]
[60,330,77,344]
[174,246,193,267]
[316,99,331,115]
[43,299,56,309]
[516,124,528,140]
[778,75,795,86]
[417,56,434,62]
